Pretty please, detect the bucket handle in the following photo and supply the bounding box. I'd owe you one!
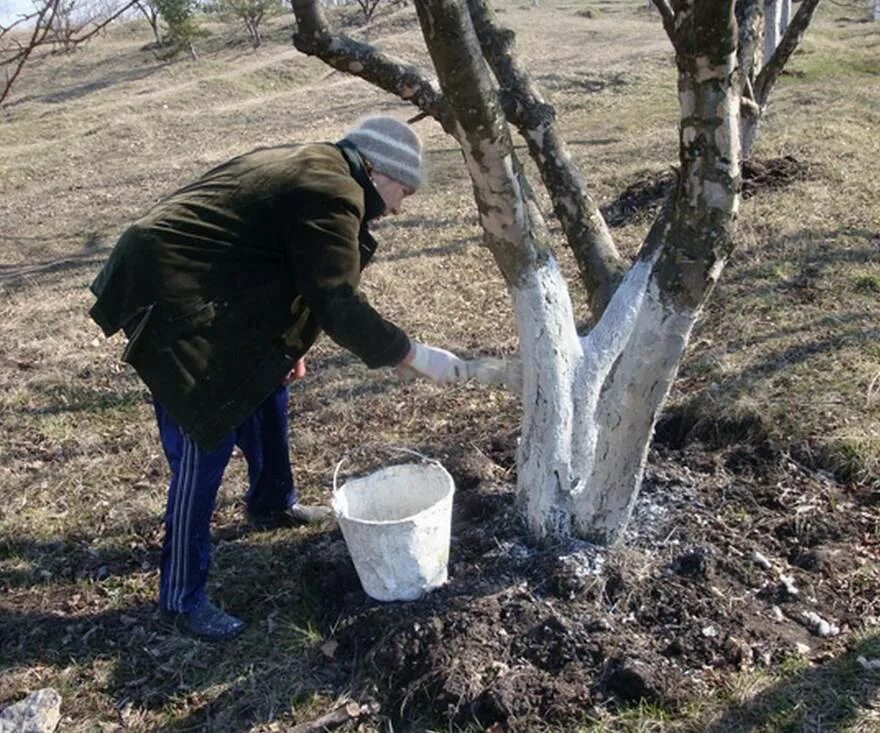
[332,444,441,495]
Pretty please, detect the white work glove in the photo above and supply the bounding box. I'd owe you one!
[399,341,467,385]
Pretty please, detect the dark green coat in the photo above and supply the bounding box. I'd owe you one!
[89,142,410,450]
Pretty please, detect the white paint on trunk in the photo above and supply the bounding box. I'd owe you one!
[874,0,880,21]
[513,256,583,538]
[574,270,697,542]
[513,248,703,543]
[513,251,686,542]
[780,0,791,31]
[764,0,782,61]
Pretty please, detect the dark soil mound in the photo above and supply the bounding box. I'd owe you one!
[601,156,812,228]
[293,436,874,731]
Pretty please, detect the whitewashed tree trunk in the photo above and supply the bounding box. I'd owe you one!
[874,0,880,21]
[780,0,791,31]
[764,0,782,59]
[515,252,695,542]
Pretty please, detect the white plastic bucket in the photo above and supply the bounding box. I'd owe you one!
[332,462,455,602]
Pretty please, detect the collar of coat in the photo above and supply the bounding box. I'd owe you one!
[334,139,385,269]
[334,139,386,222]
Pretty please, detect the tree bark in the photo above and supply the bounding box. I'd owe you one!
[568,0,742,542]
[763,0,781,61]
[736,0,764,155]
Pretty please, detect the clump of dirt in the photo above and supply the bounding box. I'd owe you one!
[601,156,812,227]
[741,155,812,198]
[291,435,876,731]
[601,170,676,227]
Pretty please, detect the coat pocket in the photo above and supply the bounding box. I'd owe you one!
[122,304,155,365]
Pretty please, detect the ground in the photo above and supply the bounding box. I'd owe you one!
[292,432,880,731]
[1,0,879,731]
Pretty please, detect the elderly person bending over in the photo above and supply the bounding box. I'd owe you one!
[89,116,465,641]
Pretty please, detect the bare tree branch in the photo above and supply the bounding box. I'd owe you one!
[290,0,450,125]
[1,0,60,106]
[651,0,677,46]
[52,0,140,54]
[466,0,625,315]
[354,0,382,24]
[1,0,140,106]
[754,0,821,106]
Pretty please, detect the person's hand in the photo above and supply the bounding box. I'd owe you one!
[282,358,307,385]
[397,341,467,385]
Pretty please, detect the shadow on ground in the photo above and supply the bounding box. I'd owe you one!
[702,634,880,732]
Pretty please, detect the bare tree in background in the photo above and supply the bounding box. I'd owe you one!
[218,0,282,46]
[354,0,381,23]
[1,0,138,105]
[135,0,162,44]
[291,0,822,544]
[764,0,781,58]
[740,0,822,156]
[51,0,82,49]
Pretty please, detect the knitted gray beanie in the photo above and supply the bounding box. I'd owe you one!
[344,116,423,191]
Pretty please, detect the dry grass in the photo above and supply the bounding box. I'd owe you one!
[1,0,879,729]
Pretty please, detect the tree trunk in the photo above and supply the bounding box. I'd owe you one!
[564,0,742,543]
[780,0,790,30]
[743,0,822,157]
[149,16,161,44]
[515,246,697,543]
[737,0,764,158]
[874,0,879,21]
[764,0,781,60]
[414,0,741,545]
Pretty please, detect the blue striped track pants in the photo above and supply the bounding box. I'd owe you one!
[154,385,295,613]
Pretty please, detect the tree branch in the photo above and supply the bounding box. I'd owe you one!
[753,0,821,107]
[651,0,677,46]
[1,0,59,106]
[465,0,625,316]
[1,0,141,106]
[64,0,141,50]
[290,0,450,126]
